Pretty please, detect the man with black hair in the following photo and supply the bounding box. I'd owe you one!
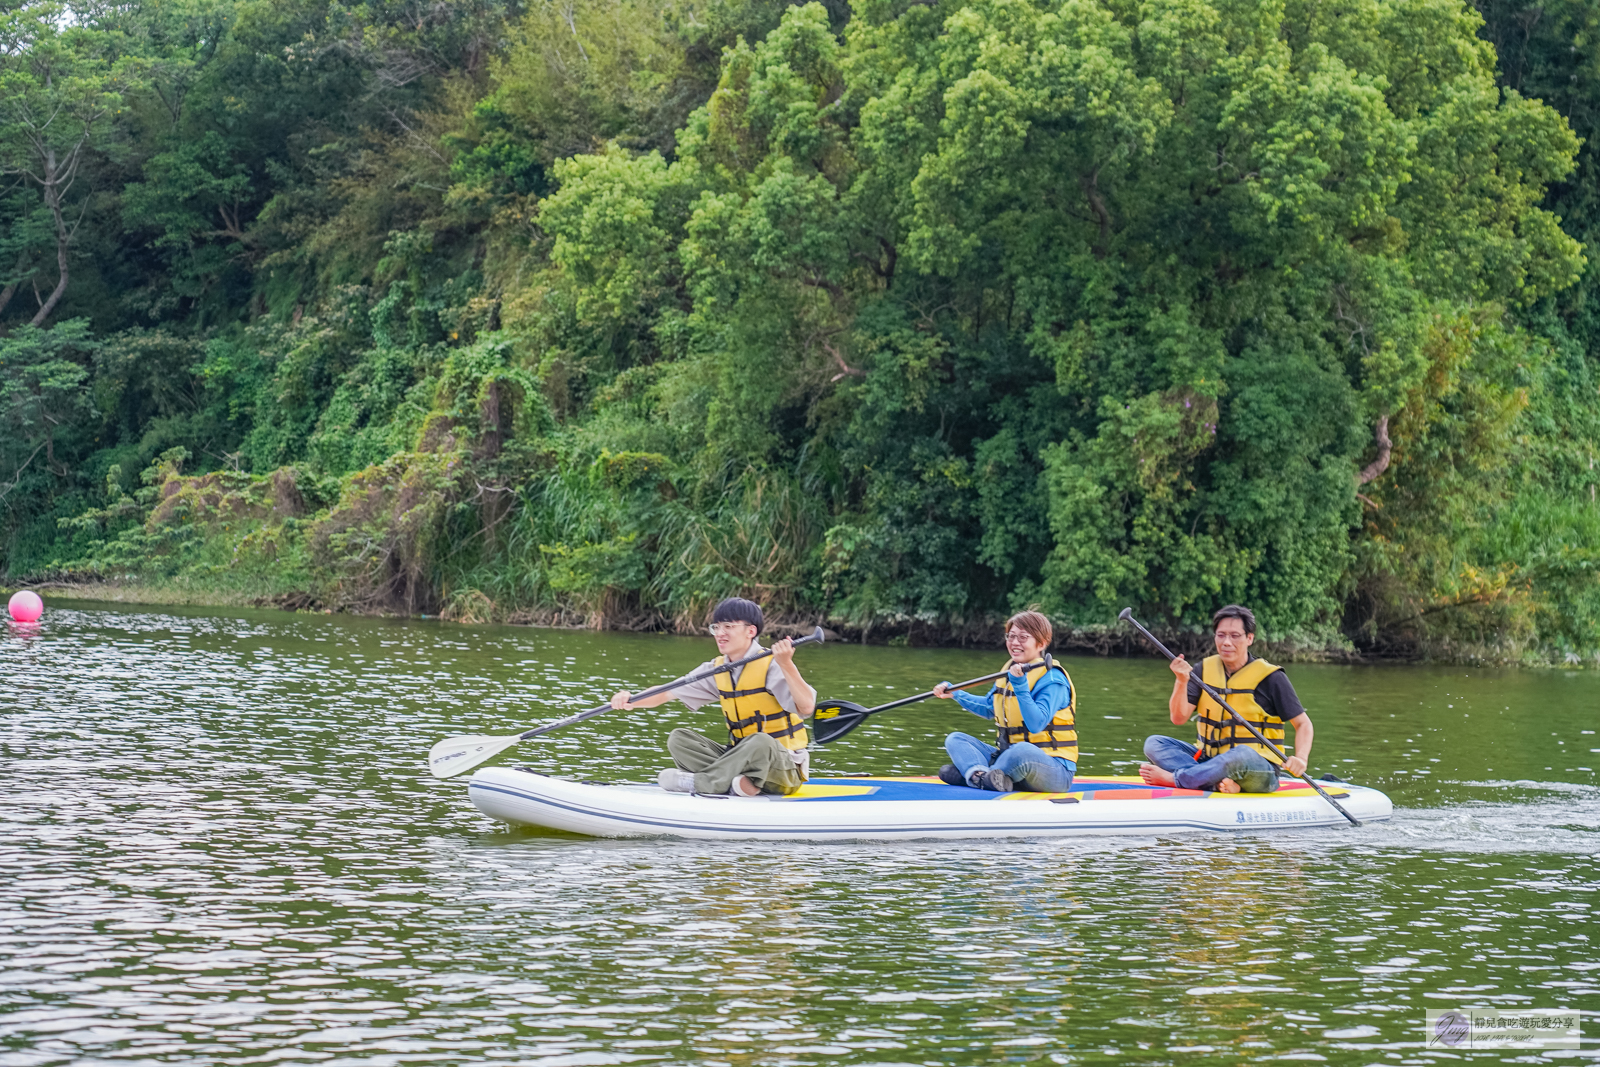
[609,597,817,796]
[1138,604,1315,794]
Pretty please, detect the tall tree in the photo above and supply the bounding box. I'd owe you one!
[0,4,126,326]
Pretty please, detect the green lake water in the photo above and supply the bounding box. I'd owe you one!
[2,602,1597,1066]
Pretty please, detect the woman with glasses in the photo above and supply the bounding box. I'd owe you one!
[931,611,1078,793]
[1138,603,1313,793]
[608,597,817,796]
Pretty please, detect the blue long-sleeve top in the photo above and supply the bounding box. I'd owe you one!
[950,667,1072,734]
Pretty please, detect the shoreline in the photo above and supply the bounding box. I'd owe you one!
[8,579,1588,669]
[10,580,265,609]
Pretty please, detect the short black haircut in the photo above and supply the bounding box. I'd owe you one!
[710,597,764,634]
[1212,604,1256,636]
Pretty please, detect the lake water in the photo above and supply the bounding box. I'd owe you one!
[2,602,1596,1065]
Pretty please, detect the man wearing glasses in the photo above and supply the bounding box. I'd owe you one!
[1138,604,1313,794]
[609,597,816,797]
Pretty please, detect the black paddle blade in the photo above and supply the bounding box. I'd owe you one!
[810,699,872,745]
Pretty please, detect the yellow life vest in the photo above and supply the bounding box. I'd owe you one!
[715,651,809,752]
[994,661,1078,762]
[1196,655,1286,765]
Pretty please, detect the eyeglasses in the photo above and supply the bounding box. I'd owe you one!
[1213,630,1249,642]
[1004,630,1034,642]
[708,622,754,637]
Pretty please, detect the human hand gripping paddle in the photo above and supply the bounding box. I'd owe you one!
[810,667,1014,746]
[428,626,826,778]
[1117,608,1361,827]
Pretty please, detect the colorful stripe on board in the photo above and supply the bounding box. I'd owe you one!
[781,776,1351,803]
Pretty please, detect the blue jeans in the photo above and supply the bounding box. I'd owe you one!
[1143,734,1281,793]
[945,732,1077,792]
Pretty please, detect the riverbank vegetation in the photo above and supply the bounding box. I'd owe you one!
[3,0,1598,662]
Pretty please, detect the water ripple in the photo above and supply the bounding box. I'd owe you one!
[2,604,1597,1065]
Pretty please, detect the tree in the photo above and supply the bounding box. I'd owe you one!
[0,319,96,511]
[538,0,1583,637]
[0,4,126,326]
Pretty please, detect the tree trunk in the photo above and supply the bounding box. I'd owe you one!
[1356,414,1391,486]
[1082,167,1111,258]
[30,149,70,327]
[476,379,512,553]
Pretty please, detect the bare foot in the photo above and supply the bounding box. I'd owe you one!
[1139,763,1176,786]
[1216,777,1241,794]
[731,775,761,797]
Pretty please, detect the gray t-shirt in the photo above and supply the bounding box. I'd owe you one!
[670,642,799,714]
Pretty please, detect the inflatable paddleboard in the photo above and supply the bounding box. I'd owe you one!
[468,767,1392,840]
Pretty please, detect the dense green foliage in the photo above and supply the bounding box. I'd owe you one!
[2,0,1596,659]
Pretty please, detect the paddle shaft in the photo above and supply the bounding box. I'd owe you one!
[859,669,1012,717]
[1117,609,1361,827]
[811,660,1045,746]
[812,671,1011,748]
[516,628,824,742]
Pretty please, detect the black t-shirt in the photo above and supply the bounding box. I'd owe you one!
[1187,657,1306,723]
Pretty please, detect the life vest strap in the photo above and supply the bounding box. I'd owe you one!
[1196,711,1284,734]
[1195,655,1287,764]
[993,661,1078,758]
[727,710,807,736]
[716,653,808,750]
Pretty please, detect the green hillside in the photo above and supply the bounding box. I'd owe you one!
[3,0,1597,661]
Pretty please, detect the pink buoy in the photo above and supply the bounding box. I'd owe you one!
[8,590,43,623]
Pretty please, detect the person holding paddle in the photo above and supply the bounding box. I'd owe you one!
[931,611,1078,793]
[1139,604,1314,794]
[609,597,817,797]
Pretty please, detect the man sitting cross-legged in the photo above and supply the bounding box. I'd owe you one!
[609,597,816,797]
[1140,604,1313,794]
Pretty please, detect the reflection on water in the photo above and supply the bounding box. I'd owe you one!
[1,603,1596,1065]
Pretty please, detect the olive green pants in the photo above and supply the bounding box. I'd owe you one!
[666,729,806,796]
